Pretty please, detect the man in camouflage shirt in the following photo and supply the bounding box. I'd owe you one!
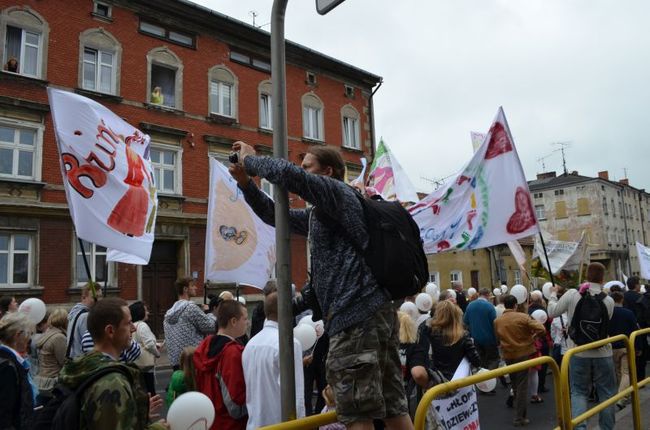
[230,142,412,430]
[59,297,167,430]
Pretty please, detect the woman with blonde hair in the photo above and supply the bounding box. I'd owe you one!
[166,346,196,407]
[35,307,68,403]
[422,300,481,381]
[397,311,430,420]
[0,312,36,429]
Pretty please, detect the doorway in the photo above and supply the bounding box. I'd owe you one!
[143,240,178,338]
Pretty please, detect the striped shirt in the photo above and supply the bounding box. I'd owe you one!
[80,331,142,363]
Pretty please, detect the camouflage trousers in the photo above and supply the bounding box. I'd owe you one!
[326,302,408,425]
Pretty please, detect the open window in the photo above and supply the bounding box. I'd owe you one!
[147,47,183,109]
[1,7,49,79]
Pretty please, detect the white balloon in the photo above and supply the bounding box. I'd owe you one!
[467,287,477,297]
[400,301,420,321]
[603,280,625,292]
[446,289,457,300]
[495,305,505,317]
[425,283,439,296]
[299,315,316,327]
[531,309,548,324]
[167,392,215,430]
[18,298,46,324]
[415,293,433,312]
[294,324,317,351]
[542,282,554,300]
[501,285,508,293]
[237,296,246,305]
[511,284,528,304]
[475,368,497,393]
[493,288,502,297]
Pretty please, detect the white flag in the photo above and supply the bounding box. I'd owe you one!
[410,107,539,254]
[48,88,157,263]
[204,158,275,289]
[636,242,650,279]
[471,131,487,153]
[533,231,587,275]
[367,139,419,203]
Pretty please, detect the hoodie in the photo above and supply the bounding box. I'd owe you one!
[66,303,90,359]
[58,351,165,430]
[163,300,216,366]
[194,335,247,430]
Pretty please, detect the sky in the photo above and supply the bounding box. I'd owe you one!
[193,0,650,193]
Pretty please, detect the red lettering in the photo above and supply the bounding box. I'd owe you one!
[86,150,115,172]
[62,153,107,198]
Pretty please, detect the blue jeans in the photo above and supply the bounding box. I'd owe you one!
[570,355,616,430]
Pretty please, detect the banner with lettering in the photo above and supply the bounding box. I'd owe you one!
[533,231,587,275]
[48,88,157,263]
[430,359,480,430]
[204,158,276,289]
[636,242,650,280]
[409,107,539,254]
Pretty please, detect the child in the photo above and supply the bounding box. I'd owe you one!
[319,385,345,430]
[166,346,196,407]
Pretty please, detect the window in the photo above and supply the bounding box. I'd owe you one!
[0,233,32,286]
[302,93,324,141]
[577,198,590,216]
[139,20,194,48]
[513,269,522,285]
[150,146,182,194]
[209,66,238,119]
[533,192,543,199]
[260,93,272,129]
[0,120,42,181]
[78,29,120,95]
[2,3,49,80]
[554,189,564,196]
[429,271,440,285]
[341,105,360,150]
[344,84,355,99]
[147,47,183,109]
[261,179,274,198]
[555,201,567,218]
[612,198,616,217]
[535,204,545,220]
[306,71,317,85]
[93,2,112,19]
[75,239,112,285]
[602,197,608,215]
[230,50,270,72]
[450,270,462,283]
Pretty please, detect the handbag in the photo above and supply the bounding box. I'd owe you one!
[132,322,156,370]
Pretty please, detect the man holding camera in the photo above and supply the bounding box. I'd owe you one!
[228,142,412,430]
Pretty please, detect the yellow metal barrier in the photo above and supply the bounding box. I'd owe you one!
[560,334,638,430]
[413,356,563,430]
[259,411,337,430]
[628,327,650,429]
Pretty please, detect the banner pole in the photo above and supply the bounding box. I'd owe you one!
[204,280,209,306]
[539,232,564,330]
[103,258,108,298]
[77,237,96,299]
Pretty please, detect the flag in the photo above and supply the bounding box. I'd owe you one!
[48,88,157,263]
[367,139,419,203]
[204,158,275,289]
[410,107,539,254]
[636,242,650,279]
[348,157,367,189]
[533,231,587,275]
[508,240,527,268]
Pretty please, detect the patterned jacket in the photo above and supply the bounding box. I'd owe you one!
[241,155,389,336]
[163,300,216,366]
[58,351,166,430]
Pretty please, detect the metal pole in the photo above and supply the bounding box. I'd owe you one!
[271,0,296,421]
[77,237,96,299]
[539,232,564,330]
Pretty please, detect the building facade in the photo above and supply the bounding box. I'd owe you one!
[528,170,650,281]
[0,0,381,334]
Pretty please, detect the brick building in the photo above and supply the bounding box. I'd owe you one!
[0,0,381,334]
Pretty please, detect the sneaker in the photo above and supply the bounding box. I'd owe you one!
[513,418,530,427]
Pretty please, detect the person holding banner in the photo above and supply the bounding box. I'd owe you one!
[230,142,413,430]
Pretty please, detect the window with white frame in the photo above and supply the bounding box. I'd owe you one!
[534,204,545,220]
[261,179,274,198]
[150,146,182,194]
[4,25,41,77]
[0,232,32,286]
[75,238,112,285]
[79,29,121,95]
[209,66,237,118]
[302,93,324,141]
[341,105,360,150]
[259,80,273,130]
[0,120,42,180]
[513,269,522,285]
[450,270,462,283]
[147,47,183,109]
[429,271,440,285]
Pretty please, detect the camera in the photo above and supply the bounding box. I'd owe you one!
[228,151,239,164]
[292,281,323,321]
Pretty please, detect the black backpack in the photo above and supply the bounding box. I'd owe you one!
[32,365,133,430]
[568,291,609,345]
[359,195,429,299]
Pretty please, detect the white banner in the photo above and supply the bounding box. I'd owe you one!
[367,139,419,203]
[636,242,650,279]
[409,107,539,254]
[534,231,586,275]
[48,88,157,263]
[471,132,486,154]
[204,158,275,289]
[431,359,480,430]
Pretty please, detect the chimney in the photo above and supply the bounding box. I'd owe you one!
[620,178,629,186]
[536,171,557,180]
[598,171,609,180]
[571,170,578,175]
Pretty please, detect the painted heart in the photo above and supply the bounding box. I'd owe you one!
[485,122,513,160]
[507,187,537,234]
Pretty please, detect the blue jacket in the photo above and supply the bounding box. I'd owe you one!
[463,298,497,346]
[609,306,639,349]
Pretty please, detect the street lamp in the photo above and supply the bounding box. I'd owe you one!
[271,0,347,421]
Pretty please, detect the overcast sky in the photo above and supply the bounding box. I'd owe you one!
[194,0,650,193]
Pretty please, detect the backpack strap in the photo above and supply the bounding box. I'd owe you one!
[73,365,133,398]
[66,309,88,359]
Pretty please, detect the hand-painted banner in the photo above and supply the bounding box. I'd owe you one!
[48,88,157,263]
[636,242,650,279]
[471,132,486,154]
[533,231,586,275]
[367,139,419,203]
[430,359,481,430]
[410,107,539,254]
[204,158,275,289]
